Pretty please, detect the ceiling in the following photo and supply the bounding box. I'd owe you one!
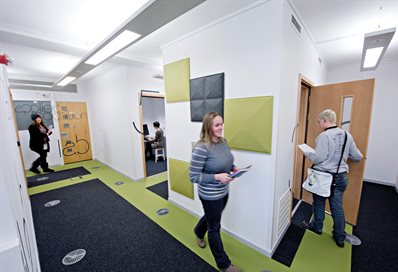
[292,0,398,68]
[1,0,397,84]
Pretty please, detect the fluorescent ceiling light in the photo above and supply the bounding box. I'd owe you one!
[85,30,141,65]
[363,47,383,68]
[53,0,206,87]
[57,76,76,86]
[360,27,396,71]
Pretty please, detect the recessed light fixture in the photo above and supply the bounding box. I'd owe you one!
[57,76,76,86]
[360,27,396,71]
[85,30,141,65]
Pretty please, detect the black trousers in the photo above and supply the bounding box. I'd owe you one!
[195,194,231,269]
[32,150,49,170]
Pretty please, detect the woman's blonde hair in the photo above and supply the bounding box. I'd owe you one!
[318,109,336,123]
[199,112,223,145]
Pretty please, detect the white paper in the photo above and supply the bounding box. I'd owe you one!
[298,144,315,153]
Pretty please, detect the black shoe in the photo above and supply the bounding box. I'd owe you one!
[333,237,345,248]
[30,168,41,174]
[43,168,55,173]
[302,221,322,235]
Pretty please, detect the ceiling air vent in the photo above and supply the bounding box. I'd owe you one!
[291,14,301,34]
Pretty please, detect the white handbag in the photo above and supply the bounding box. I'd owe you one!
[302,168,333,197]
[302,131,347,198]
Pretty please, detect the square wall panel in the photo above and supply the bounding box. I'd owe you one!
[190,73,224,122]
[224,96,273,153]
[164,58,190,103]
[169,158,194,199]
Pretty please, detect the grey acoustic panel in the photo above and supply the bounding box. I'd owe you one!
[190,73,224,122]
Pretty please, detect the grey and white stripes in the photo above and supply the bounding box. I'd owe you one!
[189,141,234,201]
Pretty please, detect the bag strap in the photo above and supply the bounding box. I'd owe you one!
[335,131,347,175]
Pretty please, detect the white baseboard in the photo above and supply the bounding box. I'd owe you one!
[94,158,143,182]
[169,199,273,258]
[363,179,395,187]
[270,221,291,257]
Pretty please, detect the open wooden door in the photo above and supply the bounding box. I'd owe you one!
[299,79,374,225]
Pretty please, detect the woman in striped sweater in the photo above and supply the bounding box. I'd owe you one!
[189,112,241,272]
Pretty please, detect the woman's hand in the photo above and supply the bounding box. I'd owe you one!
[215,173,233,184]
[232,166,240,173]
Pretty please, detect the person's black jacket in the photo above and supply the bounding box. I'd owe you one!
[28,124,51,152]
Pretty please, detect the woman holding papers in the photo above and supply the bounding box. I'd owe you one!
[189,112,241,272]
[301,109,362,248]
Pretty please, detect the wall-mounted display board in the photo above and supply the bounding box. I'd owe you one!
[224,96,273,153]
[164,58,190,103]
[14,100,54,130]
[190,73,224,122]
[169,158,194,199]
[56,102,92,164]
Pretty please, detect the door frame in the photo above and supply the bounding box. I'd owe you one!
[138,91,165,178]
[291,74,315,217]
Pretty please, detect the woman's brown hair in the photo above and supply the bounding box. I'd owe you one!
[199,112,223,146]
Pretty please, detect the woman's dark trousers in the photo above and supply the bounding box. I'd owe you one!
[195,194,231,270]
[32,150,48,170]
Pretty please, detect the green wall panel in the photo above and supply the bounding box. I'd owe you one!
[169,158,194,199]
[224,96,273,153]
[164,58,190,103]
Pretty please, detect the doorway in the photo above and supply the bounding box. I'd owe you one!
[139,92,167,178]
[292,74,374,225]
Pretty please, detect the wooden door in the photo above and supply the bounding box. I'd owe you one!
[56,102,92,164]
[302,79,374,225]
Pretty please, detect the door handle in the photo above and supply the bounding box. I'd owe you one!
[291,124,298,143]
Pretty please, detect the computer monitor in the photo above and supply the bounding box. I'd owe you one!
[143,124,149,136]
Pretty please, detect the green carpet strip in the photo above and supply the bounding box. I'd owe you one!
[27,160,351,271]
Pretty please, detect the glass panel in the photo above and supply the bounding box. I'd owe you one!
[341,96,353,131]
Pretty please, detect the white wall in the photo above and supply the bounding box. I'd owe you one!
[327,60,398,186]
[271,0,327,249]
[81,65,163,180]
[142,97,166,136]
[11,89,88,169]
[163,0,285,255]
[1,66,41,272]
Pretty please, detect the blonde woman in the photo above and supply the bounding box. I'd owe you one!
[189,112,241,272]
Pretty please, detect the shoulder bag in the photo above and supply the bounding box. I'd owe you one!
[302,131,347,197]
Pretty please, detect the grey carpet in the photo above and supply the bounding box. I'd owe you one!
[146,158,167,177]
[27,167,90,187]
[30,179,216,272]
[147,181,169,200]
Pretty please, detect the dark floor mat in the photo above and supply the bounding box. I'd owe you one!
[147,181,169,200]
[146,159,167,177]
[272,201,313,267]
[27,167,90,187]
[30,179,216,272]
[351,182,398,272]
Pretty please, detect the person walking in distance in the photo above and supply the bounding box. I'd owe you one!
[28,114,55,174]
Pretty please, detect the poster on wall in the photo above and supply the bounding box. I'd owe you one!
[14,100,54,130]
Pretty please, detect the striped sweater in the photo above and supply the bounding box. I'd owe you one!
[189,140,234,200]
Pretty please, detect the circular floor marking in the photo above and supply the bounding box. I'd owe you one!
[345,234,362,245]
[157,208,169,215]
[44,200,61,207]
[62,249,86,265]
[36,176,49,181]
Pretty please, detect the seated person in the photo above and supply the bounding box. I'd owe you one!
[144,121,164,159]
